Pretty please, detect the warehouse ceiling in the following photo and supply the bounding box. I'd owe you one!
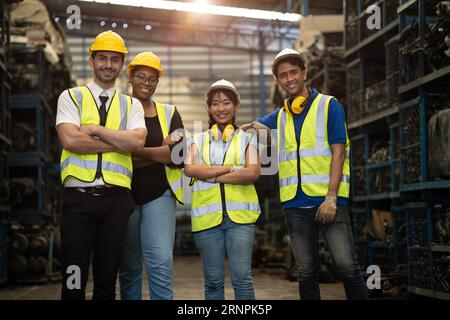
[40,0,304,52]
[29,0,345,132]
[39,0,342,52]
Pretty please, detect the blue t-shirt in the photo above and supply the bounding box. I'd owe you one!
[256,88,349,208]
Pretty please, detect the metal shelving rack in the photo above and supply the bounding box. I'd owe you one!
[0,2,11,286]
[397,0,450,299]
[9,45,56,226]
[347,0,450,299]
[6,43,64,284]
[345,0,408,294]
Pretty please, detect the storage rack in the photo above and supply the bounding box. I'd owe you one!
[345,0,450,299]
[397,0,450,299]
[0,2,11,286]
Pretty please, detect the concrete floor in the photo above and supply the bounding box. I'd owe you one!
[0,255,346,300]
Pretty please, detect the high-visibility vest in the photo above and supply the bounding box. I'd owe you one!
[190,130,260,232]
[155,102,184,204]
[60,86,133,189]
[276,93,350,203]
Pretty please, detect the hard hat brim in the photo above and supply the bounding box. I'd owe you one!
[89,48,128,55]
[127,64,163,77]
[272,53,306,75]
[206,85,240,101]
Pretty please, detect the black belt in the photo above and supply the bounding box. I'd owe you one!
[71,186,128,196]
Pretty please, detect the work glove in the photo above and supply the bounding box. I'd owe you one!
[315,196,337,224]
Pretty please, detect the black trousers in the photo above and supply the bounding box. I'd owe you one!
[60,188,134,300]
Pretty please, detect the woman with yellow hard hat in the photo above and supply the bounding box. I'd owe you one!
[184,79,261,300]
[119,51,185,300]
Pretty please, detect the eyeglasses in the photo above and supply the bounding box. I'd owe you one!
[132,74,158,84]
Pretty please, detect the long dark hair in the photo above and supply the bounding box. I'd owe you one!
[206,88,238,129]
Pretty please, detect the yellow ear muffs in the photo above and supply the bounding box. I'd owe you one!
[283,88,313,115]
[211,124,235,142]
[284,96,307,115]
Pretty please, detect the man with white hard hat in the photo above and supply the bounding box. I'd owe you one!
[241,48,368,300]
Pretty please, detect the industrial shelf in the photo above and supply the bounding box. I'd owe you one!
[351,207,367,215]
[366,161,393,170]
[0,133,11,146]
[404,201,450,298]
[353,192,400,202]
[368,242,393,249]
[0,4,11,286]
[345,19,400,58]
[398,65,450,94]
[0,59,7,73]
[400,180,450,192]
[346,0,450,299]
[11,94,52,115]
[431,245,450,253]
[12,209,51,218]
[407,286,450,300]
[348,105,399,129]
[9,152,49,167]
[397,0,418,15]
[6,42,67,236]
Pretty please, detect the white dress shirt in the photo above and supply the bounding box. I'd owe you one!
[56,81,145,187]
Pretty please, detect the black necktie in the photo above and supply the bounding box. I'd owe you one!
[96,94,108,179]
[99,94,108,126]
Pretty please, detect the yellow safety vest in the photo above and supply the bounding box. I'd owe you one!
[155,102,184,204]
[191,130,260,232]
[277,93,350,203]
[60,86,133,189]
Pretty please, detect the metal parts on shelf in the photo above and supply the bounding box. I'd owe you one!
[7,225,61,283]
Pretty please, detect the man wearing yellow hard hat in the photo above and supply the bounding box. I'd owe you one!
[55,30,147,300]
[119,51,185,300]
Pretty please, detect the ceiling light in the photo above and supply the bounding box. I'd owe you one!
[79,0,301,22]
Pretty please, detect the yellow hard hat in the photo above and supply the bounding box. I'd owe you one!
[89,30,128,55]
[127,51,163,77]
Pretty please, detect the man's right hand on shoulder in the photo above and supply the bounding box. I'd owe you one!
[240,122,254,131]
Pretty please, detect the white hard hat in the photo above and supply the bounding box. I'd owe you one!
[206,79,240,100]
[272,48,306,76]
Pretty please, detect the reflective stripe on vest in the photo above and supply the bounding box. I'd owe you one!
[60,86,133,189]
[277,93,350,202]
[155,102,184,204]
[192,202,261,218]
[190,130,260,232]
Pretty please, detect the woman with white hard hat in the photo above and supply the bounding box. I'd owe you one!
[184,79,261,300]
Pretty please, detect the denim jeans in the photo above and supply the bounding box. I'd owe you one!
[284,206,368,300]
[119,190,176,300]
[193,215,255,300]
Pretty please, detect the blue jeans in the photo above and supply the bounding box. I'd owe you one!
[193,215,255,300]
[119,190,176,300]
[284,206,368,300]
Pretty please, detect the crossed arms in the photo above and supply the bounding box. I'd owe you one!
[56,123,147,154]
[184,143,260,184]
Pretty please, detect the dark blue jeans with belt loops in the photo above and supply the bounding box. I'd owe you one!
[284,206,368,300]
